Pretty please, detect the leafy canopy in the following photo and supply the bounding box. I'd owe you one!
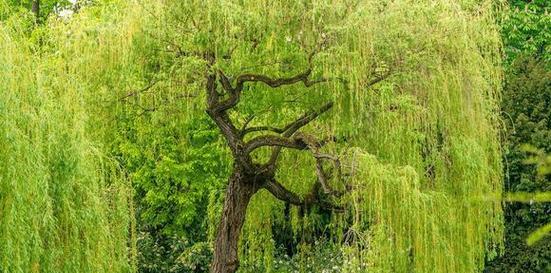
[0,0,505,273]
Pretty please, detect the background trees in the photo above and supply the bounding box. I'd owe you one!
[484,1,550,272]
[488,57,550,272]
[2,0,73,21]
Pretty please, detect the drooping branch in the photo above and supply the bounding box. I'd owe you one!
[264,178,344,212]
[314,155,345,197]
[264,179,304,206]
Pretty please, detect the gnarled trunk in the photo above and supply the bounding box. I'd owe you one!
[204,58,334,273]
[210,170,259,273]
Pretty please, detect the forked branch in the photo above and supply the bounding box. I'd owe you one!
[314,155,345,197]
[280,102,333,137]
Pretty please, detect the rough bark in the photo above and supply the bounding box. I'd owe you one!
[210,170,261,273]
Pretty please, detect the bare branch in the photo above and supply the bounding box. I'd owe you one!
[264,179,304,206]
[206,73,219,108]
[265,134,334,170]
[262,102,334,166]
[366,74,388,87]
[300,132,345,198]
[218,70,234,93]
[215,68,327,113]
[365,68,393,88]
[264,178,344,212]
[314,156,344,197]
[204,51,220,109]
[245,135,308,154]
[281,102,333,137]
[234,69,326,93]
[242,126,285,135]
[204,65,249,168]
[240,114,256,132]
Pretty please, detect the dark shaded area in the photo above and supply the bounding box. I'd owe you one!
[484,57,551,273]
[484,1,550,271]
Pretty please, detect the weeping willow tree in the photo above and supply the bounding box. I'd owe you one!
[124,1,504,273]
[1,0,505,272]
[0,4,135,273]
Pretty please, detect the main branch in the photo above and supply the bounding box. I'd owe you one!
[234,68,325,91]
[264,179,305,205]
[245,135,308,154]
[215,68,326,112]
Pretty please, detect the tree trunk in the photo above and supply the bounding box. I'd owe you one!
[31,0,40,21]
[210,170,259,273]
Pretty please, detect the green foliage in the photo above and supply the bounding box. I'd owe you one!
[1,0,73,22]
[501,0,550,64]
[114,113,229,272]
[1,0,507,272]
[0,7,134,273]
[129,1,504,272]
[523,145,551,177]
[135,1,501,272]
[527,223,551,247]
[484,56,550,273]
[136,232,213,273]
[115,114,229,236]
[482,1,550,272]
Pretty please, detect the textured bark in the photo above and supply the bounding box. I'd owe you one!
[210,170,260,273]
[31,0,40,20]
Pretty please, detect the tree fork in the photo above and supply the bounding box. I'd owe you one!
[205,59,340,273]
